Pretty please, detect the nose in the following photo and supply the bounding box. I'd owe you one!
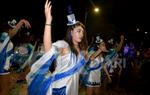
[80,31,84,38]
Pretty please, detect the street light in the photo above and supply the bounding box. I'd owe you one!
[84,0,101,25]
[84,6,100,26]
[94,7,100,13]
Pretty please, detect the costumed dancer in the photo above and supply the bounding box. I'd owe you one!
[0,19,31,75]
[26,0,88,95]
[106,35,124,78]
[0,32,13,75]
[11,42,36,72]
[102,36,124,94]
[84,35,110,95]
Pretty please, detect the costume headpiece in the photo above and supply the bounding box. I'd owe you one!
[67,5,77,26]
[108,38,114,45]
[8,19,17,28]
[95,35,103,44]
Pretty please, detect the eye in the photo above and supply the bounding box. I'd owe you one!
[77,30,81,33]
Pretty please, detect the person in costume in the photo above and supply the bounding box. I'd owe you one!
[0,19,31,75]
[11,42,35,72]
[106,35,124,78]
[26,0,88,95]
[102,35,124,94]
[84,35,111,95]
[0,32,13,75]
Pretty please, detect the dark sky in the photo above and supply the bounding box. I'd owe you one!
[0,0,149,45]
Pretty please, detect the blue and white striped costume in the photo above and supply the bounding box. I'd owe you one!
[86,56,104,87]
[26,40,86,95]
[0,34,13,75]
[104,49,119,74]
[80,47,104,87]
[11,43,33,71]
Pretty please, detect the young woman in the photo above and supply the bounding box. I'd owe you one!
[84,36,111,95]
[26,0,88,95]
[0,19,31,75]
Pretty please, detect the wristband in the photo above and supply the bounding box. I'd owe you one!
[45,24,51,26]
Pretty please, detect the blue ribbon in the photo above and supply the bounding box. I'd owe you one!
[28,54,86,95]
[28,54,56,95]
[0,41,10,73]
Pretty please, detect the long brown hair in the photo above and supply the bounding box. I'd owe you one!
[65,21,88,56]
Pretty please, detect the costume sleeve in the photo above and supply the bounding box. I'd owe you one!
[26,40,69,85]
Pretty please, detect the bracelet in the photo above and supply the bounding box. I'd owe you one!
[45,24,52,26]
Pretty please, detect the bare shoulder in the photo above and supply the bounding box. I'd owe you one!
[52,40,70,56]
[61,47,70,56]
[52,40,69,48]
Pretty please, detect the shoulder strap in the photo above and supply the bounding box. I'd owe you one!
[0,36,10,53]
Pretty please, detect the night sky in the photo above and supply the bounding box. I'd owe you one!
[0,0,149,46]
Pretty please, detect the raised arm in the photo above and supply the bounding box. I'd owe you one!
[43,0,52,53]
[115,35,124,52]
[90,49,102,61]
[8,19,31,38]
[90,42,108,61]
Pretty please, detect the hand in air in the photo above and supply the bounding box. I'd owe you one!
[44,0,52,24]
[20,19,31,29]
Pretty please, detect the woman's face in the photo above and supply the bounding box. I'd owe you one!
[98,42,107,52]
[71,26,84,44]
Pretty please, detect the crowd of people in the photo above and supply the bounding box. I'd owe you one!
[0,0,150,95]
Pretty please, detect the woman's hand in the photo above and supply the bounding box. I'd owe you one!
[44,0,52,24]
[8,19,31,38]
[43,0,53,52]
[120,35,124,41]
[20,19,31,29]
[108,77,112,83]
